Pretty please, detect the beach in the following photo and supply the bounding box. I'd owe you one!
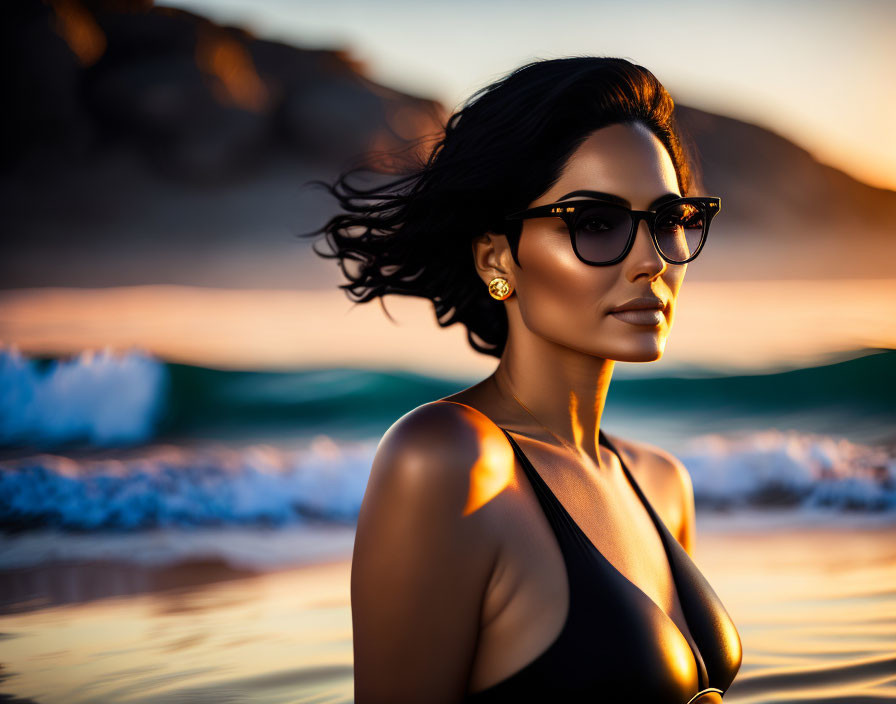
[2,347,894,702]
[1,510,894,703]
[4,2,896,702]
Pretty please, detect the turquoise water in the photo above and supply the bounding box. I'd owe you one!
[5,346,892,447]
[1,348,895,702]
[0,346,894,540]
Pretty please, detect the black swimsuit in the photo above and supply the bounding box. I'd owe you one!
[463,427,742,703]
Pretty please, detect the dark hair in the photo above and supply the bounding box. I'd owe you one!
[302,56,695,358]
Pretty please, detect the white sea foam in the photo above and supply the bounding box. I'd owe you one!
[680,429,896,511]
[0,428,893,539]
[0,430,893,569]
[0,345,167,446]
[0,436,376,532]
[2,347,894,574]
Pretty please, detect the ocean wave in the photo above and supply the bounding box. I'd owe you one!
[0,430,893,538]
[0,345,464,447]
[0,346,168,446]
[0,436,373,531]
[2,346,894,449]
[681,429,896,512]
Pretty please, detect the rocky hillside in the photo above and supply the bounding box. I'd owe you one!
[2,0,443,178]
[675,105,896,278]
[1,0,893,287]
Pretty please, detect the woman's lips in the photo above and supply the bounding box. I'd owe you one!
[609,308,665,326]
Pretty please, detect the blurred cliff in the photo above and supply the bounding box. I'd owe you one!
[2,0,894,290]
[1,0,445,289]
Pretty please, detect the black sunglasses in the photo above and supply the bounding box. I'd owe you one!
[504,195,721,266]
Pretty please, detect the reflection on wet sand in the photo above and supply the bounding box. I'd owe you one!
[0,513,894,703]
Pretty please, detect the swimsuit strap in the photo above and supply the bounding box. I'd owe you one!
[498,425,711,692]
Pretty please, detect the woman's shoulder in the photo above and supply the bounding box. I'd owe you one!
[605,432,690,485]
[352,401,505,698]
[376,399,507,469]
[368,400,514,519]
[605,432,696,553]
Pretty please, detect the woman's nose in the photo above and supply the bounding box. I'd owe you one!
[625,218,667,281]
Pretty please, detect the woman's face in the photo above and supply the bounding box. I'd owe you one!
[509,121,686,363]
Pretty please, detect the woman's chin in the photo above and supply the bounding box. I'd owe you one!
[574,333,667,363]
[611,343,666,364]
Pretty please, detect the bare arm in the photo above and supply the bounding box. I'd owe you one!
[351,403,499,703]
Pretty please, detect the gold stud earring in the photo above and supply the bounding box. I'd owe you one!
[488,277,513,301]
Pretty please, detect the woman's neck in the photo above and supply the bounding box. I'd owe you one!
[490,333,615,468]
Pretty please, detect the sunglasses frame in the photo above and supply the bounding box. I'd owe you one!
[503,196,721,266]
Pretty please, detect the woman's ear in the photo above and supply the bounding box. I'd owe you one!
[472,231,513,286]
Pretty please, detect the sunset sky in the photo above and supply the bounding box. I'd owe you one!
[4,0,895,375]
[162,0,896,192]
[4,279,894,377]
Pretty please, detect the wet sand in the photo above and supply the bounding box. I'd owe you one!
[0,511,894,703]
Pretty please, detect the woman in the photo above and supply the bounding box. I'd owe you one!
[309,57,742,703]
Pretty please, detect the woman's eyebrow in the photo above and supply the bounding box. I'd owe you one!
[556,190,681,210]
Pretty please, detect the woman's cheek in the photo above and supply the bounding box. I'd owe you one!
[517,268,615,346]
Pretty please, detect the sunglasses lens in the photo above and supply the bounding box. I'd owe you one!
[573,204,633,263]
[654,202,706,262]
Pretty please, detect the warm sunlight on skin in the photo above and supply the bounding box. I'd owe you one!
[569,391,584,453]
[460,407,517,516]
[510,122,685,366]
[479,121,689,463]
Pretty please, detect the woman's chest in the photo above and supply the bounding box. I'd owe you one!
[469,454,696,693]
